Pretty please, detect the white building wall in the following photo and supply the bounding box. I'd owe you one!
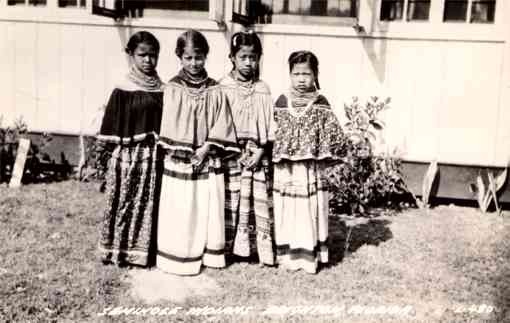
[0,0,509,167]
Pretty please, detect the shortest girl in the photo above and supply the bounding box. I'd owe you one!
[272,51,344,274]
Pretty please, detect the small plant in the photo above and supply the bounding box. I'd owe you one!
[77,135,110,183]
[409,160,439,209]
[470,166,507,215]
[77,105,109,184]
[328,96,411,217]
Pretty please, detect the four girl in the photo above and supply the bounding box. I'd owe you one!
[98,29,344,274]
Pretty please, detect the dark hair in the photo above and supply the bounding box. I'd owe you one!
[229,31,263,79]
[288,50,320,89]
[175,29,210,58]
[230,31,263,57]
[125,31,160,55]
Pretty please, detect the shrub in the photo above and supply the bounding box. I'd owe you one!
[78,135,110,184]
[328,97,411,216]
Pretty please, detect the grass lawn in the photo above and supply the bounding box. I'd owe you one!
[0,180,509,323]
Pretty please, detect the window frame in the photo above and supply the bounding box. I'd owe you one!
[0,0,224,31]
[7,0,47,5]
[244,0,360,27]
[0,0,507,41]
[379,0,432,22]
[57,0,86,8]
[372,0,506,42]
[443,0,496,23]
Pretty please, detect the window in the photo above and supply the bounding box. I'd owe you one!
[234,0,358,25]
[91,0,210,19]
[7,0,46,5]
[470,1,496,22]
[58,0,86,7]
[143,0,209,18]
[380,0,431,21]
[443,0,496,23]
[144,0,208,11]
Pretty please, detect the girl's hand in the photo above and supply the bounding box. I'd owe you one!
[191,143,211,169]
[245,147,264,171]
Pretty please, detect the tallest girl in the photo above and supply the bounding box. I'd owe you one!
[157,30,240,275]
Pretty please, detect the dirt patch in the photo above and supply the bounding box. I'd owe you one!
[128,268,222,304]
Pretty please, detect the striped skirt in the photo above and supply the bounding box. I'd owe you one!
[273,160,329,274]
[99,142,158,267]
[157,155,226,275]
[224,157,274,265]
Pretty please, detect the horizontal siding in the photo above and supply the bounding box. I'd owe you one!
[0,20,509,168]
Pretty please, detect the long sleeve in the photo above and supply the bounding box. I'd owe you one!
[206,87,240,155]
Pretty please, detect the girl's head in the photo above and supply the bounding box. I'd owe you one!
[288,51,320,93]
[175,29,209,77]
[229,31,263,81]
[125,31,160,75]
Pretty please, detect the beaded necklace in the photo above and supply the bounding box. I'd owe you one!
[230,71,255,110]
[127,65,162,91]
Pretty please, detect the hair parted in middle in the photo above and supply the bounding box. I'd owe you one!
[229,30,263,58]
[175,29,210,58]
[125,30,160,55]
[288,50,320,90]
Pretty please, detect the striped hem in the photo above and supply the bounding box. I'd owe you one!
[157,249,225,275]
[272,154,342,163]
[203,251,226,268]
[274,104,331,111]
[157,250,202,263]
[158,142,195,153]
[277,255,318,274]
[97,131,158,144]
[276,240,329,260]
[158,137,196,150]
[240,175,267,184]
[272,188,328,199]
[157,254,202,276]
[206,139,241,153]
[99,245,149,266]
[163,168,223,180]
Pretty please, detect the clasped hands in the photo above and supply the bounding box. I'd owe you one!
[191,143,211,170]
[191,142,264,171]
[239,144,264,171]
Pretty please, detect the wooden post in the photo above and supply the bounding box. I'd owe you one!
[9,138,30,188]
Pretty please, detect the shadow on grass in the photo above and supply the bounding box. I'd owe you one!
[327,216,394,266]
[494,224,510,322]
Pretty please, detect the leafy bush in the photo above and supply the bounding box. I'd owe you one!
[328,97,412,216]
[78,135,110,184]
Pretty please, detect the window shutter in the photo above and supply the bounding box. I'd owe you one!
[91,0,125,19]
[232,0,255,26]
[209,0,225,24]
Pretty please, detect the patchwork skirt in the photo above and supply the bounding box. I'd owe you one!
[157,155,226,275]
[224,156,274,265]
[273,160,329,274]
[99,142,159,267]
